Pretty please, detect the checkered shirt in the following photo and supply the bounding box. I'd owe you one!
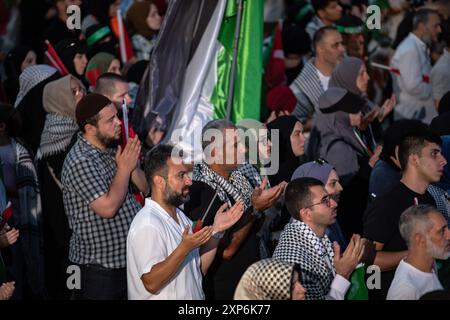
[62,133,141,268]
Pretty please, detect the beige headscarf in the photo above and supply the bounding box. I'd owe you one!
[42,75,83,120]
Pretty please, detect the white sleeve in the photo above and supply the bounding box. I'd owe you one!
[396,48,432,100]
[129,225,167,277]
[386,283,419,300]
[325,275,351,300]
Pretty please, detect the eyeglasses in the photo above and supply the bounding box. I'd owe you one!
[305,194,333,208]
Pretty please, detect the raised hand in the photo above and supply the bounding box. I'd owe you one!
[212,201,245,233]
[0,227,19,249]
[378,95,396,122]
[251,178,287,212]
[115,135,141,174]
[180,224,213,252]
[0,282,15,300]
[333,234,365,279]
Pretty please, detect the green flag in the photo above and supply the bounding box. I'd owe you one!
[211,0,263,122]
[346,263,369,300]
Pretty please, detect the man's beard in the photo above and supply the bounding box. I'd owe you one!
[95,130,119,147]
[426,237,450,260]
[165,184,190,207]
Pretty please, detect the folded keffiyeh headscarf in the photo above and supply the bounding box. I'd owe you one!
[234,258,295,300]
[192,161,253,211]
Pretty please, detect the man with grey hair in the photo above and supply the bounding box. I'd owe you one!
[387,204,450,300]
[391,8,442,123]
[184,119,286,299]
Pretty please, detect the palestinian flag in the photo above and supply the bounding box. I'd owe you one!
[132,0,263,161]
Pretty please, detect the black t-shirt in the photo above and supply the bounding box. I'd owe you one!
[363,181,436,299]
[184,181,260,300]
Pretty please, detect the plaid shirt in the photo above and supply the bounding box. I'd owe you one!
[62,133,141,268]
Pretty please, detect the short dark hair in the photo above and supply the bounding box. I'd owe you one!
[398,132,442,170]
[311,0,337,13]
[201,119,236,151]
[95,72,127,97]
[285,177,324,221]
[144,144,174,186]
[413,8,439,31]
[0,103,22,137]
[313,26,337,52]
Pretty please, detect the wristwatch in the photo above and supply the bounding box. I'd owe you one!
[212,230,225,239]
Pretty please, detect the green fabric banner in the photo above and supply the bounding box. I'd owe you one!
[212,0,263,122]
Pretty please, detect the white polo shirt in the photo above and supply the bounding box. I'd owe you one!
[127,198,204,300]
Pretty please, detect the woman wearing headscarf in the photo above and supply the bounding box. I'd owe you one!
[266,115,305,186]
[315,87,373,238]
[15,65,60,154]
[234,258,306,300]
[36,74,86,299]
[236,119,280,258]
[126,0,162,61]
[85,52,121,89]
[265,116,305,244]
[3,45,37,104]
[85,23,118,59]
[329,56,396,141]
[0,103,44,299]
[54,38,88,85]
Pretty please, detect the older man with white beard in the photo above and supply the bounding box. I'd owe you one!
[387,205,450,300]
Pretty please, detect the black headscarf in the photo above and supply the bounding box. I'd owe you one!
[85,24,118,59]
[54,39,87,80]
[266,115,301,185]
[3,45,32,103]
[85,0,117,25]
[16,72,61,154]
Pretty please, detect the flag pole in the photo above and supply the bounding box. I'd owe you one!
[226,0,244,121]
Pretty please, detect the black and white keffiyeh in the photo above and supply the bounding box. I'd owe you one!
[273,220,335,300]
[36,113,79,160]
[192,161,253,210]
[234,258,294,300]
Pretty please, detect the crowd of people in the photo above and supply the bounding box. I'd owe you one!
[0,0,450,301]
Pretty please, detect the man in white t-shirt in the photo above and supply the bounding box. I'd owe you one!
[126,144,244,300]
[387,204,450,300]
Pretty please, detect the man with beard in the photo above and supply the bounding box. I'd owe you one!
[184,119,286,300]
[126,144,244,300]
[61,93,148,300]
[391,8,442,123]
[387,205,450,300]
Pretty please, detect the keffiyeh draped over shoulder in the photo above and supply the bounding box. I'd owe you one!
[192,162,253,211]
[273,220,335,300]
[37,75,81,160]
[234,258,294,300]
